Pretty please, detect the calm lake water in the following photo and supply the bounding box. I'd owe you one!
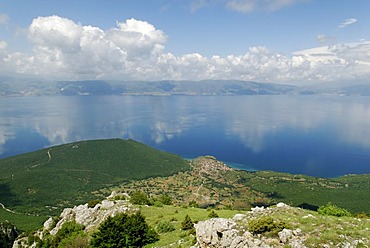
[1,95,370,177]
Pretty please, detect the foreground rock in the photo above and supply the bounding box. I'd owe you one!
[13,192,135,248]
[47,196,134,235]
[193,203,369,248]
[193,203,305,248]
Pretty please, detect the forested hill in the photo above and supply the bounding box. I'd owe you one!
[0,139,189,215]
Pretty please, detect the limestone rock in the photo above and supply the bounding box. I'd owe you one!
[278,228,293,243]
[232,213,246,221]
[43,217,54,230]
[48,199,134,235]
[193,203,309,248]
[194,218,238,248]
[276,202,288,208]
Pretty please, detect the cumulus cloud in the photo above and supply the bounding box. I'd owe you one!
[338,18,357,28]
[5,16,167,79]
[0,14,9,25]
[226,0,304,13]
[29,15,83,53]
[2,15,370,84]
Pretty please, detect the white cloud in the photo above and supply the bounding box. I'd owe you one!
[2,15,370,84]
[338,18,357,28]
[227,0,255,12]
[316,34,336,45]
[226,0,304,13]
[0,40,7,50]
[190,0,213,12]
[4,16,167,79]
[106,18,166,60]
[0,14,9,25]
[29,16,82,50]
[189,0,304,13]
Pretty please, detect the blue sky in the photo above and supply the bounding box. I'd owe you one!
[0,0,370,84]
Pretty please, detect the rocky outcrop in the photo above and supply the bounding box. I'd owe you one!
[13,192,135,248]
[193,203,306,248]
[46,192,134,235]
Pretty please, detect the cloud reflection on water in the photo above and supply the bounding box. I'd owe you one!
[1,95,370,176]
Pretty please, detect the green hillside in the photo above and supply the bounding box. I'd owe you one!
[0,139,189,216]
[116,157,370,214]
[1,142,369,234]
[238,171,370,213]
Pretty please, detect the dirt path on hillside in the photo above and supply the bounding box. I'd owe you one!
[47,148,52,162]
[0,202,17,214]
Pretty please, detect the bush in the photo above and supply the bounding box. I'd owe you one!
[153,201,164,207]
[158,195,172,205]
[156,221,175,233]
[91,212,158,247]
[208,210,219,218]
[248,216,288,235]
[181,215,194,231]
[41,221,87,248]
[87,199,101,208]
[188,200,199,208]
[354,212,369,219]
[130,191,151,205]
[318,203,352,217]
[0,222,19,248]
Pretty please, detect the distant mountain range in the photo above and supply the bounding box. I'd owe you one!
[1,79,370,97]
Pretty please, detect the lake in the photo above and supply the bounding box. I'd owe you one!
[1,95,370,178]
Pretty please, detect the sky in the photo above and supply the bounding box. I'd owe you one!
[0,0,370,85]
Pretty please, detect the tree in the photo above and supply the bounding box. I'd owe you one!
[208,210,219,218]
[181,214,194,230]
[318,202,352,217]
[129,191,151,205]
[0,222,19,248]
[91,212,158,247]
[158,194,172,205]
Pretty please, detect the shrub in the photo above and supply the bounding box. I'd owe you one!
[114,195,126,201]
[41,221,86,248]
[0,222,19,248]
[318,203,352,217]
[158,195,172,205]
[188,200,199,208]
[181,215,194,231]
[87,199,101,208]
[130,191,151,205]
[156,221,175,233]
[91,212,158,247]
[248,216,288,235]
[59,235,90,248]
[354,212,369,219]
[208,210,219,218]
[153,201,164,207]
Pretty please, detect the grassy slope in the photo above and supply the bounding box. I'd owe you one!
[0,208,46,233]
[0,139,189,217]
[117,157,370,214]
[239,171,370,213]
[1,143,369,233]
[140,205,370,247]
[140,205,243,247]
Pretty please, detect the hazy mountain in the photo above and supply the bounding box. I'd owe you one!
[1,79,370,97]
